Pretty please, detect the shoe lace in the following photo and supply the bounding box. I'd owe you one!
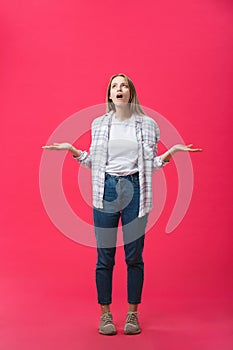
[126,312,138,325]
[102,312,113,325]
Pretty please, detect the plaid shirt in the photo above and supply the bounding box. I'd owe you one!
[73,111,167,217]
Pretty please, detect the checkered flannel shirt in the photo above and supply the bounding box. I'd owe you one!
[73,111,168,217]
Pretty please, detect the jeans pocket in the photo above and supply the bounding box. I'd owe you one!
[103,177,118,202]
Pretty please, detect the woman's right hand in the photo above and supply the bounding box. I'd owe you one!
[42,142,72,151]
[42,143,82,157]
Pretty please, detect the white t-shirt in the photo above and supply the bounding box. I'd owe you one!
[105,114,139,175]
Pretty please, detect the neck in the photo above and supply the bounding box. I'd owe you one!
[115,105,131,120]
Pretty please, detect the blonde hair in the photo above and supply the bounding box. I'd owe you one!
[106,73,145,115]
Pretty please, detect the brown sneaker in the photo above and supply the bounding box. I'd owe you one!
[124,312,141,335]
[99,312,117,335]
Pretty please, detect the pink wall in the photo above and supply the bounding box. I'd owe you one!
[1,0,233,348]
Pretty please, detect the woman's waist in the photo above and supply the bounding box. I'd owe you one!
[105,171,139,182]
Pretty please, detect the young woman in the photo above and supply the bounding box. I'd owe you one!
[42,73,202,335]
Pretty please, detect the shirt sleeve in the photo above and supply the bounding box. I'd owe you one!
[72,121,96,168]
[151,119,170,170]
[72,150,92,168]
[153,156,169,170]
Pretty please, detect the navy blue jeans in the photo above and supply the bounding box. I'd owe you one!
[93,172,148,305]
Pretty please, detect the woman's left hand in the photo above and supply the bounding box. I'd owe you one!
[160,144,202,162]
[171,144,202,154]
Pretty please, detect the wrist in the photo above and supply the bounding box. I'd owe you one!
[69,145,81,157]
[169,146,176,157]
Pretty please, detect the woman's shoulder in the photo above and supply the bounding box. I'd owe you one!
[140,114,159,129]
[92,113,111,127]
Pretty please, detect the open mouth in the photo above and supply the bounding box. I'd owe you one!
[116,93,123,99]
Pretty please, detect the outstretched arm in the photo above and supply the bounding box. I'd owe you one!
[160,144,203,162]
[42,142,92,168]
[42,142,82,157]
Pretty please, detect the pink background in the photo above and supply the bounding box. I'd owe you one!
[1,0,233,349]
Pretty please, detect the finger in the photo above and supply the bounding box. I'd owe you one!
[189,148,202,152]
[42,146,55,149]
[186,144,193,148]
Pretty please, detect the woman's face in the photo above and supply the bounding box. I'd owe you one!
[109,76,131,106]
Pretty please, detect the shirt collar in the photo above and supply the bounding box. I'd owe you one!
[106,110,143,123]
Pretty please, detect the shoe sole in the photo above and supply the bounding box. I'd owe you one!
[124,331,141,335]
[124,327,141,335]
[99,330,117,335]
